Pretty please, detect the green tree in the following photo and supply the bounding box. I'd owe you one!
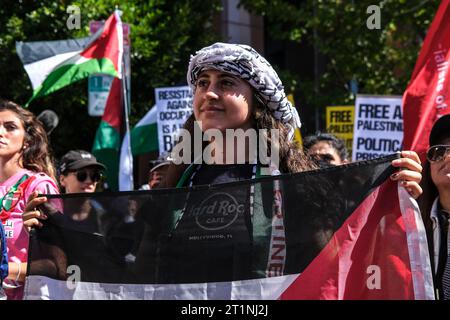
[0,0,222,157]
[239,0,439,128]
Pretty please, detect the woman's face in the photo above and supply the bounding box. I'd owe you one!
[0,110,26,160]
[193,70,254,132]
[307,141,345,166]
[430,136,450,191]
[60,166,100,193]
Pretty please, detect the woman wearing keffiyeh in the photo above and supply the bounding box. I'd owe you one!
[160,42,422,193]
[143,42,424,284]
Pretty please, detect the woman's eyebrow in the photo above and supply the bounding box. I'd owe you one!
[217,74,241,83]
[217,73,237,79]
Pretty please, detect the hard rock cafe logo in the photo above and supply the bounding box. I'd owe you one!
[188,192,244,231]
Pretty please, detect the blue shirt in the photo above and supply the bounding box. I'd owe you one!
[0,223,8,283]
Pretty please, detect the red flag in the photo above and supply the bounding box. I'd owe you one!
[280,3,450,299]
[279,182,433,300]
[402,0,450,157]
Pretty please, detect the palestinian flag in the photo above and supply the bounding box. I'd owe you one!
[92,77,133,191]
[24,155,432,300]
[402,0,450,156]
[131,106,159,156]
[16,10,123,105]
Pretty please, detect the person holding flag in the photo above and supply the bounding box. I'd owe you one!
[162,42,423,197]
[0,100,59,300]
[150,42,423,285]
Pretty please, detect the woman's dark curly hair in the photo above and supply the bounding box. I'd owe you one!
[0,100,55,179]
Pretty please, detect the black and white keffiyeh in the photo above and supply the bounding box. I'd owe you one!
[187,42,301,138]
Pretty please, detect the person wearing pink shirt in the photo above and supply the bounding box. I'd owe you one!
[0,100,59,299]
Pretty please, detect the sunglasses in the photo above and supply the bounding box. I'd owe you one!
[426,145,450,162]
[70,170,102,183]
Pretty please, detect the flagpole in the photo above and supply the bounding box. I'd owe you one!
[121,40,134,190]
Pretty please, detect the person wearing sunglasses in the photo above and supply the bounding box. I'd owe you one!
[59,150,105,194]
[418,114,450,300]
[55,150,106,232]
[27,150,124,285]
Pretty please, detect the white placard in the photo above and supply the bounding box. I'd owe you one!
[155,86,193,154]
[352,95,403,161]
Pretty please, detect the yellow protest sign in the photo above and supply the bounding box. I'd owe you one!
[325,106,354,157]
[287,94,303,148]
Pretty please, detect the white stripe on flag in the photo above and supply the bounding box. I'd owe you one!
[135,105,157,127]
[114,9,124,79]
[397,184,435,300]
[24,274,299,300]
[24,50,81,89]
[119,130,134,191]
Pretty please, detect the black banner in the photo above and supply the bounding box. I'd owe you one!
[27,155,397,286]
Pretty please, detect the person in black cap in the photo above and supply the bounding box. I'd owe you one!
[30,150,126,284]
[59,150,106,194]
[418,114,450,300]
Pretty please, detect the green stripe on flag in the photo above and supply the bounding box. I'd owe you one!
[27,57,117,105]
[92,120,121,191]
[131,123,158,155]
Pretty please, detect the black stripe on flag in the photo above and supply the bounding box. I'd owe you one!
[16,37,92,65]
[27,154,398,285]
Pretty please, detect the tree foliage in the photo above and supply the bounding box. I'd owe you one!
[239,0,440,128]
[0,1,442,151]
[0,0,222,157]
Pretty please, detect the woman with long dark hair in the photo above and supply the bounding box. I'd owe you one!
[139,43,423,284]
[0,100,59,299]
[161,43,422,192]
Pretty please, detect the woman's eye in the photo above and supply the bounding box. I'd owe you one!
[5,124,17,131]
[197,79,208,87]
[221,79,234,87]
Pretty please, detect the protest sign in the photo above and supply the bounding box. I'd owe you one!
[352,95,403,161]
[326,106,354,157]
[155,86,193,154]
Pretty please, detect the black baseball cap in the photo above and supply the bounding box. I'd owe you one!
[59,150,106,174]
[429,114,450,145]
